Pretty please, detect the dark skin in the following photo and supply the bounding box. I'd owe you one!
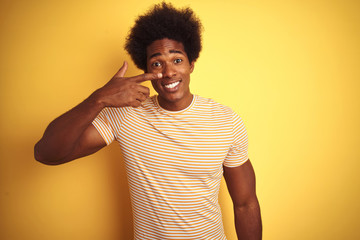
[224,161,262,240]
[35,38,262,239]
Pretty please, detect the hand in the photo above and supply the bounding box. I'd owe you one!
[92,62,162,108]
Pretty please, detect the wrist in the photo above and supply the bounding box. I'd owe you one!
[87,90,107,111]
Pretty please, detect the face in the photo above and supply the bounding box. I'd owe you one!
[146,38,194,111]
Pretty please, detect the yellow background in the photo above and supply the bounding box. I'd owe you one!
[1,0,359,239]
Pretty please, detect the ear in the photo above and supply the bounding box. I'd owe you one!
[190,61,195,73]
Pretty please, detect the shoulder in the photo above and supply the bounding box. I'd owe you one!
[101,97,155,116]
[194,95,246,128]
[195,95,235,116]
[99,106,131,117]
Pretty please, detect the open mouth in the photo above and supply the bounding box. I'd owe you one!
[161,80,181,91]
[163,80,181,89]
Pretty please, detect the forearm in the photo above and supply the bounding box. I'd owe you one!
[234,198,262,240]
[34,93,104,164]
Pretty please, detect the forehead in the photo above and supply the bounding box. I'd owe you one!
[146,38,186,60]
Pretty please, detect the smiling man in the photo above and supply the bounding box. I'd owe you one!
[34,3,262,240]
[146,38,194,111]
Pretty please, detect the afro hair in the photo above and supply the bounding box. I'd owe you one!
[125,2,203,71]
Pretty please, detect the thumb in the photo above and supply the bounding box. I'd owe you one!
[114,61,128,78]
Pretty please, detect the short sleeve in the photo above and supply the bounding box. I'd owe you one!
[92,108,115,145]
[223,113,249,167]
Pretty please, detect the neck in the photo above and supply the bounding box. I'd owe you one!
[157,94,194,111]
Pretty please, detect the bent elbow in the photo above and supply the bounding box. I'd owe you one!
[35,157,62,166]
[34,142,63,166]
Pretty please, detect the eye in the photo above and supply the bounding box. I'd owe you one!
[174,58,183,64]
[152,61,162,68]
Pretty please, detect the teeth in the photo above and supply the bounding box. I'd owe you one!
[164,81,180,89]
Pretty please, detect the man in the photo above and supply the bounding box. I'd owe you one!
[34,3,262,239]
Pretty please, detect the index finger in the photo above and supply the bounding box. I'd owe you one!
[130,72,163,83]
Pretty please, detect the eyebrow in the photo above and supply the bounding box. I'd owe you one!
[148,49,185,60]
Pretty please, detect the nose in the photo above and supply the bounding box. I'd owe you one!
[162,63,176,78]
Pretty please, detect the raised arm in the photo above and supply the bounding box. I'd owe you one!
[223,160,262,240]
[34,62,162,165]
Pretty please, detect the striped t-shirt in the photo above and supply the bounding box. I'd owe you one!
[92,95,248,240]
